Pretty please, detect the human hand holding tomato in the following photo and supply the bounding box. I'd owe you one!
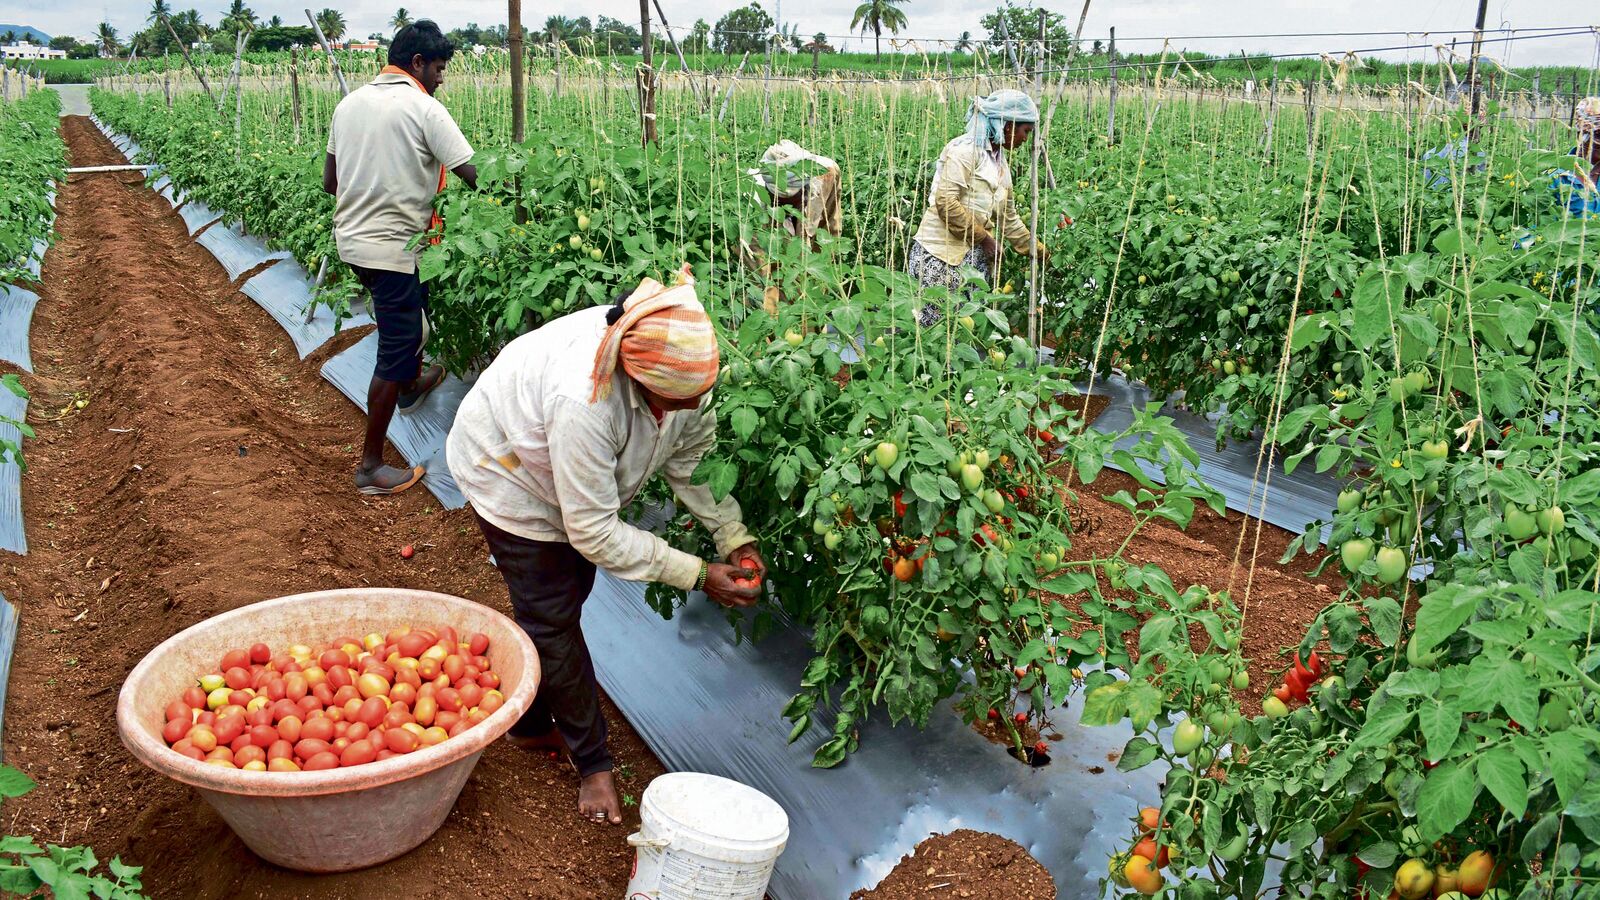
[726,543,767,584]
[703,563,762,608]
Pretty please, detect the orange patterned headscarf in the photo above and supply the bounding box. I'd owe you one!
[590,271,720,404]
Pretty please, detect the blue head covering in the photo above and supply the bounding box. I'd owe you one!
[965,89,1040,147]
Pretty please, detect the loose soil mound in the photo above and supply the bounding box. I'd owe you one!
[1053,464,1344,715]
[0,116,664,898]
[853,830,1056,900]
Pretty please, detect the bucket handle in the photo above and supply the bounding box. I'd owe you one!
[627,832,671,850]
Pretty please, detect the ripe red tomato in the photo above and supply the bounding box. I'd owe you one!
[1132,837,1170,868]
[1272,683,1292,703]
[300,716,334,743]
[468,633,490,656]
[162,718,192,744]
[182,686,207,709]
[397,632,432,659]
[249,643,271,665]
[219,649,250,672]
[384,728,421,754]
[303,751,340,771]
[340,740,377,767]
[400,544,415,559]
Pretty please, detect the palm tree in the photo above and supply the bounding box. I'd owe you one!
[147,0,173,25]
[389,8,413,32]
[268,14,282,28]
[174,9,205,41]
[97,22,120,57]
[954,30,973,53]
[1,31,17,45]
[221,1,256,33]
[315,8,346,41]
[849,0,907,62]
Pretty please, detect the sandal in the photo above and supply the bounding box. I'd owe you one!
[398,364,445,415]
[355,464,425,496]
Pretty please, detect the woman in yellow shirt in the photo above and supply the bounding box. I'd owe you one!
[909,89,1048,325]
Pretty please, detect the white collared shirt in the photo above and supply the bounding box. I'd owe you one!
[326,72,474,273]
[445,306,753,590]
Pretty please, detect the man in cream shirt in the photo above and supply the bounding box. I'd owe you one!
[448,272,766,826]
[323,20,477,495]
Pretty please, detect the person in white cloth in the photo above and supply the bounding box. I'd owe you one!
[908,89,1048,325]
[446,268,766,825]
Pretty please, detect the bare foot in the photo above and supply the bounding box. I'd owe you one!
[578,770,622,825]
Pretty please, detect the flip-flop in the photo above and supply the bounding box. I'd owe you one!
[355,464,424,496]
[398,364,445,415]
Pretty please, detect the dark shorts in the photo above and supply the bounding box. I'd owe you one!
[351,264,429,384]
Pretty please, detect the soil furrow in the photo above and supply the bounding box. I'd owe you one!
[0,116,664,899]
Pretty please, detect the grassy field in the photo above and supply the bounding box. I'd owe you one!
[4,58,122,84]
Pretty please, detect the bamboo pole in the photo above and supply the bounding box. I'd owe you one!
[304,8,350,96]
[509,0,526,144]
[163,15,221,109]
[290,47,302,144]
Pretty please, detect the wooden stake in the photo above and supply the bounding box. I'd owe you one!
[509,0,526,144]
[639,0,657,144]
[163,15,221,110]
[304,8,350,97]
[651,0,701,104]
[290,47,302,144]
[718,51,750,123]
[1106,27,1117,144]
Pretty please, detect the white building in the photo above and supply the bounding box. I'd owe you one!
[1,41,66,61]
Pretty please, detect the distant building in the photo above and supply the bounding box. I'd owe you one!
[342,40,380,51]
[1,41,66,60]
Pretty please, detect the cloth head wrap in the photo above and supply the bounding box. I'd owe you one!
[1577,97,1600,135]
[590,273,720,404]
[965,89,1040,147]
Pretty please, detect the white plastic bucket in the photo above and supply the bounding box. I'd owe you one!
[624,772,789,900]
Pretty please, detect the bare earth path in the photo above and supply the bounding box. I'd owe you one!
[0,116,666,899]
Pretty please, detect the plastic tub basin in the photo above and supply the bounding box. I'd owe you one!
[116,588,539,873]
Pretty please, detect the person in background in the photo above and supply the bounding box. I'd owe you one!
[739,140,844,315]
[445,269,767,825]
[1550,97,1600,218]
[908,89,1048,327]
[1421,118,1488,190]
[323,20,476,495]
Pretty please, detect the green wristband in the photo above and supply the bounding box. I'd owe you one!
[694,561,709,592]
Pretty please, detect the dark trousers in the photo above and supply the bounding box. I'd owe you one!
[473,511,612,777]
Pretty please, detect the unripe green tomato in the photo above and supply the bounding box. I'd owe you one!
[813,517,831,536]
[1172,719,1204,755]
[960,464,984,492]
[1215,833,1247,861]
[1336,489,1363,514]
[1263,696,1289,718]
[1536,506,1566,536]
[823,530,842,550]
[1207,660,1230,684]
[1232,671,1250,690]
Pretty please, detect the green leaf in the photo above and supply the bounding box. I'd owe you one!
[907,472,942,504]
[1546,731,1587,806]
[1355,689,1414,748]
[1117,736,1161,772]
[1079,683,1125,726]
[0,765,35,799]
[1413,583,1481,651]
[1418,699,1459,762]
[1415,761,1480,841]
[1364,596,1402,647]
[1356,841,1398,868]
[1477,747,1528,819]
[729,407,758,441]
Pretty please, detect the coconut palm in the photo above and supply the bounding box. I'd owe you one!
[389,8,413,32]
[96,22,120,57]
[221,1,256,33]
[315,8,346,41]
[849,0,907,62]
[147,0,173,26]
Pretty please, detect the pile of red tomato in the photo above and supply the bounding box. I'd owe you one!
[159,626,503,771]
[1109,807,1174,895]
[1263,651,1325,718]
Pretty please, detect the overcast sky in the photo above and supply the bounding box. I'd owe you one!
[15,0,1599,67]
